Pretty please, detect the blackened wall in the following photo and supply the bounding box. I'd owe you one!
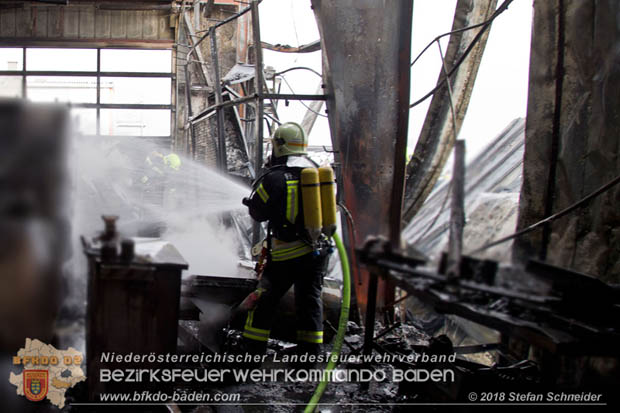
[515,0,620,283]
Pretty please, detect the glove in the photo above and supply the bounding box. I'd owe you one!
[242,197,251,207]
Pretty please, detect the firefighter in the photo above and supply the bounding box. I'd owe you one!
[241,122,331,357]
[141,151,181,186]
[138,151,181,236]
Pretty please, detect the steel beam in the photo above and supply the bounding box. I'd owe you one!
[300,82,325,137]
[262,93,326,101]
[185,4,253,57]
[403,0,498,223]
[210,32,228,171]
[190,94,257,124]
[0,38,173,48]
[251,0,265,249]
[0,71,173,78]
[447,140,466,277]
[72,103,172,110]
[183,11,213,87]
[312,0,413,320]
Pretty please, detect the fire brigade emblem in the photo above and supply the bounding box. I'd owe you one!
[23,370,48,402]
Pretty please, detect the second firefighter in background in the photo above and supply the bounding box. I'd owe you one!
[242,122,334,357]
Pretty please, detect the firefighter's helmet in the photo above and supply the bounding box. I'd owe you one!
[272,122,307,158]
[164,153,181,171]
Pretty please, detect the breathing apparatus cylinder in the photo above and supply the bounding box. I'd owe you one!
[318,166,337,237]
[301,168,322,243]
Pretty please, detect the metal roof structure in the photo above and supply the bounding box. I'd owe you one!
[404,118,525,263]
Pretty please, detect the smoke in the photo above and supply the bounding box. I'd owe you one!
[69,134,252,308]
[163,216,241,277]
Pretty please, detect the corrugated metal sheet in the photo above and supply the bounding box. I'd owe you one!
[403,118,525,262]
[0,4,173,44]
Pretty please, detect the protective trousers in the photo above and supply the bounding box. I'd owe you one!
[243,251,328,354]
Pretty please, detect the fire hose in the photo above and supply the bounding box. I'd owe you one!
[304,232,351,412]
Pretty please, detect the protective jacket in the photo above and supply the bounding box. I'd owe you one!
[243,155,328,354]
[246,155,318,261]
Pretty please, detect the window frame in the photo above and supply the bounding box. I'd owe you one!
[0,47,174,140]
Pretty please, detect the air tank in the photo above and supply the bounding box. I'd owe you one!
[301,168,322,243]
[319,166,337,237]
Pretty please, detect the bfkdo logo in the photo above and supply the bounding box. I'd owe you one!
[24,370,49,402]
[9,339,87,409]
